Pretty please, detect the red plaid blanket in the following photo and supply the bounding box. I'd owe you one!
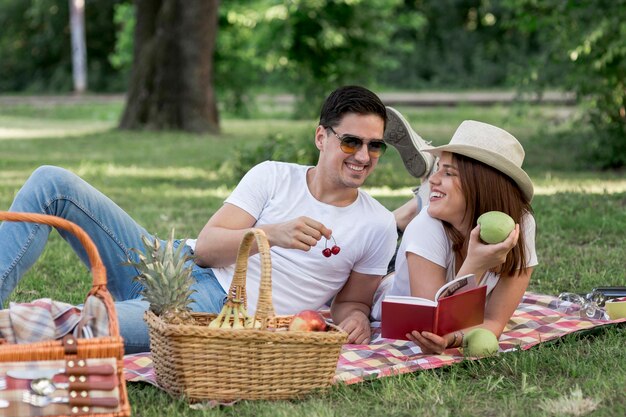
[0,296,110,344]
[123,292,625,386]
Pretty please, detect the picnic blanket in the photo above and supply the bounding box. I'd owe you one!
[122,292,625,386]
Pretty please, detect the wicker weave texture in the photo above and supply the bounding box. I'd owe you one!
[0,211,131,417]
[146,229,348,402]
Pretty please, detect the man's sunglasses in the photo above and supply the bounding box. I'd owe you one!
[325,126,387,157]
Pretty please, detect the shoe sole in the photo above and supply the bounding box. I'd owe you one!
[384,107,430,178]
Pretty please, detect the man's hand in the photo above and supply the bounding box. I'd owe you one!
[337,310,371,344]
[261,216,332,251]
[196,206,332,267]
[330,271,380,345]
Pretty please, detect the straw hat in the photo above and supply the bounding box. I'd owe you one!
[424,120,534,201]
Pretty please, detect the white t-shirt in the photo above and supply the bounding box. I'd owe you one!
[189,161,397,315]
[371,208,538,320]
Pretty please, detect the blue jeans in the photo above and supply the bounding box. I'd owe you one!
[0,166,227,353]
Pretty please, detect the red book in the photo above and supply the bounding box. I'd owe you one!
[381,274,486,339]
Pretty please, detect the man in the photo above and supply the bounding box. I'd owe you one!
[0,85,397,352]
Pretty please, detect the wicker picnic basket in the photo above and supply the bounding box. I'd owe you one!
[145,228,348,402]
[0,211,131,417]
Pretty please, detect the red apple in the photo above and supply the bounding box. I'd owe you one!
[288,310,327,332]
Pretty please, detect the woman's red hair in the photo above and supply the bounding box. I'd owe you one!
[441,153,534,277]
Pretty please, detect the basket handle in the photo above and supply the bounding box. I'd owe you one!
[230,229,274,329]
[0,211,120,338]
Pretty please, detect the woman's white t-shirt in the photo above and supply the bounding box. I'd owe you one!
[371,208,538,320]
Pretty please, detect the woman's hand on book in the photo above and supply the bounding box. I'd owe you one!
[407,331,452,354]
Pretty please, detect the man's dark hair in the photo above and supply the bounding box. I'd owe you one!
[319,85,386,129]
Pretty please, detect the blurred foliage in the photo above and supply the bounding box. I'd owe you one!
[0,0,624,167]
[220,129,319,184]
[378,0,537,89]
[0,0,127,92]
[0,0,553,96]
[220,126,417,189]
[261,0,416,118]
[108,0,422,118]
[504,0,626,168]
[109,2,133,73]
[0,0,71,92]
[213,1,277,117]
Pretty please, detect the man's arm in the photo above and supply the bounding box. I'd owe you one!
[330,271,382,344]
[194,203,258,267]
[194,203,332,268]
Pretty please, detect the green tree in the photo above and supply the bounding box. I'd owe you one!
[269,0,416,117]
[111,0,424,119]
[0,0,72,92]
[111,0,269,117]
[204,0,425,118]
[213,1,276,116]
[506,0,626,168]
[378,0,537,89]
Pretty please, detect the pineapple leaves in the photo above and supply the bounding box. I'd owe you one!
[125,229,197,322]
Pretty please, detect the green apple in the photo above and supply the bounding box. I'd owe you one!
[477,211,515,244]
[463,328,499,357]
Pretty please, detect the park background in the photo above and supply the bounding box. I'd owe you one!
[1,1,625,416]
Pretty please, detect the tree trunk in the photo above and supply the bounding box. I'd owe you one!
[119,0,220,133]
[69,0,87,93]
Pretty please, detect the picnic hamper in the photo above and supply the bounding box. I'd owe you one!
[145,228,348,402]
[0,211,130,417]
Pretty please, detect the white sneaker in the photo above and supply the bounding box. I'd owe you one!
[384,106,436,178]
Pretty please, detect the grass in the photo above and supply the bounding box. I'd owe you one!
[0,98,624,416]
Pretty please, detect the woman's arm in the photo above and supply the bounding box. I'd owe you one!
[406,252,447,300]
[393,197,419,233]
[404,230,532,353]
[407,266,532,353]
[480,267,532,338]
[404,252,456,352]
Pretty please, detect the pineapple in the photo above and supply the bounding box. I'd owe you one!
[126,229,196,325]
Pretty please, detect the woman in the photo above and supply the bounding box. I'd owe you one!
[381,119,537,354]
